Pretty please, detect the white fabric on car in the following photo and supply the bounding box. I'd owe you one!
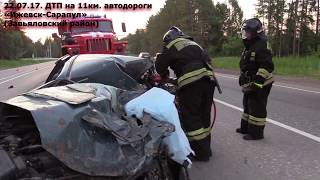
[125,87,194,166]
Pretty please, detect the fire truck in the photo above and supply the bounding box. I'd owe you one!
[52,16,128,55]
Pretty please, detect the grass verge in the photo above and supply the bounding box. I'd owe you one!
[212,56,320,79]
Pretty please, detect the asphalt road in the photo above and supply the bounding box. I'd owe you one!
[0,61,56,101]
[190,73,320,180]
[0,63,320,180]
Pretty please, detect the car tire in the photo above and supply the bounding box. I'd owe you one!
[179,167,190,180]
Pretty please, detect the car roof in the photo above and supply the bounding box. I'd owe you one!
[74,54,144,65]
[54,54,151,90]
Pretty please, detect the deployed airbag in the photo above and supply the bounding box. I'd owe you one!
[125,87,194,166]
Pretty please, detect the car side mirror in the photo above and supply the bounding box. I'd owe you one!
[122,22,126,32]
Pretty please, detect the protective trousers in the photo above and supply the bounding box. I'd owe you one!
[240,84,272,138]
[176,77,215,159]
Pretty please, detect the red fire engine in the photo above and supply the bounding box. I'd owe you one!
[52,16,128,55]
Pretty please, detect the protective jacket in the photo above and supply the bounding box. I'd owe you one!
[239,37,274,89]
[155,37,216,159]
[155,37,214,88]
[238,36,274,140]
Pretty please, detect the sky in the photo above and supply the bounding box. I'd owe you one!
[3,0,258,42]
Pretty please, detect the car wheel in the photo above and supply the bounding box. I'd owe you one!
[143,159,173,180]
[179,167,190,180]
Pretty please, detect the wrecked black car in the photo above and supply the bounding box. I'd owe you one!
[0,54,187,180]
[46,54,155,90]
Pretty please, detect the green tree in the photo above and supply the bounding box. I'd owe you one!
[124,0,194,55]
[297,0,317,55]
[43,37,61,58]
[227,0,243,36]
[222,0,244,56]
[0,0,35,59]
[255,0,318,56]
[33,39,45,58]
[316,0,320,51]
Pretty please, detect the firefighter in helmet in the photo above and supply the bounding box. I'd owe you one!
[155,26,216,161]
[236,18,274,140]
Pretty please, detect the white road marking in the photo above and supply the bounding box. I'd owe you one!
[215,98,320,143]
[216,73,238,80]
[273,84,320,94]
[0,66,52,85]
[0,62,55,81]
[0,71,36,81]
[216,73,320,94]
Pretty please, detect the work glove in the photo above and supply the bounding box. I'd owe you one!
[241,82,261,94]
[253,75,265,86]
[239,72,250,86]
[239,74,246,86]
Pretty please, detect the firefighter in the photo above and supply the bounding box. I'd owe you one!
[155,26,216,161]
[236,18,274,140]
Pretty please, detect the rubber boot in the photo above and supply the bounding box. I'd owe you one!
[236,119,248,134]
[243,124,264,140]
[189,136,211,162]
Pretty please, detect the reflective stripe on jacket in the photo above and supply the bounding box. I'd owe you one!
[166,38,214,88]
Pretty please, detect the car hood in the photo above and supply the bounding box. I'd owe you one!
[0,83,174,177]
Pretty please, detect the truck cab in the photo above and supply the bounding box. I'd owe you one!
[53,17,128,55]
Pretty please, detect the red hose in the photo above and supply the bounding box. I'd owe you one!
[210,99,217,130]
